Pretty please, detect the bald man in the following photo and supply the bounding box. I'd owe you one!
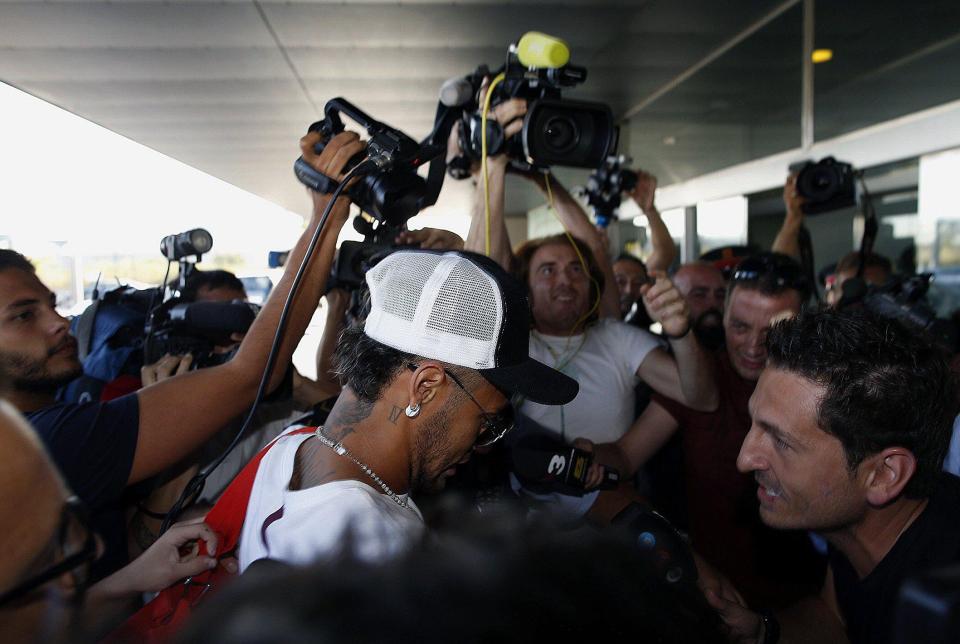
[672,262,726,350]
[0,398,90,642]
[0,398,224,641]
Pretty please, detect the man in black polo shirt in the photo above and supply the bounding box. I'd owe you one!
[710,307,960,644]
[0,130,361,580]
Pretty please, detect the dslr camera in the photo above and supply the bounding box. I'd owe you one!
[791,156,856,215]
[448,32,617,178]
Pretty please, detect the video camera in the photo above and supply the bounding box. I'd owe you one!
[584,155,639,228]
[144,299,260,369]
[293,91,462,295]
[790,156,857,215]
[447,32,617,178]
[64,229,262,404]
[840,273,958,351]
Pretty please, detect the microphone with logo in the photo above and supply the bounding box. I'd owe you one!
[509,432,620,496]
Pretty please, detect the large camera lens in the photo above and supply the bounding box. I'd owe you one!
[799,165,840,200]
[793,156,856,215]
[522,99,615,169]
[543,115,580,155]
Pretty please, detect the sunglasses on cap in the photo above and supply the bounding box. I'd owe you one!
[731,254,808,291]
[407,364,514,448]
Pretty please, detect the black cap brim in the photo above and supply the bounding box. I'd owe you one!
[479,357,578,405]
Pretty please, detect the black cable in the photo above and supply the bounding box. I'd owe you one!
[143,260,173,364]
[855,172,878,281]
[160,159,375,533]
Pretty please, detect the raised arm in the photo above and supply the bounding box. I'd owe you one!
[629,170,676,273]
[314,288,349,394]
[524,171,620,318]
[772,173,806,259]
[636,273,719,411]
[462,97,526,269]
[588,400,680,480]
[128,131,360,484]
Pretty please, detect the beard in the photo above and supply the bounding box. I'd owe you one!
[412,405,458,494]
[0,346,83,395]
[692,309,725,351]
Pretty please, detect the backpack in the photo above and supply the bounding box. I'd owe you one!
[107,426,317,643]
[61,286,154,403]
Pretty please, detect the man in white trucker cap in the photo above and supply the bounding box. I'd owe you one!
[238,249,578,570]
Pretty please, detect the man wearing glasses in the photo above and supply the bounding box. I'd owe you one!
[0,394,227,642]
[582,252,825,609]
[0,131,359,581]
[237,250,578,570]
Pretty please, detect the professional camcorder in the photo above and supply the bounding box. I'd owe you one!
[791,156,856,215]
[447,32,617,178]
[144,299,260,369]
[293,93,461,293]
[584,155,639,227]
[64,229,262,404]
[840,273,958,351]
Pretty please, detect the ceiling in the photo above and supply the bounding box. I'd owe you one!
[0,0,790,217]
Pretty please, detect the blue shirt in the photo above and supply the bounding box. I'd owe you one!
[27,394,140,580]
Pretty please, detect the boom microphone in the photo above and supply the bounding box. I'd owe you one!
[510,432,619,496]
[439,76,475,107]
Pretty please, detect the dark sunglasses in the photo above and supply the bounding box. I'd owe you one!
[0,496,97,607]
[731,255,808,291]
[407,364,514,448]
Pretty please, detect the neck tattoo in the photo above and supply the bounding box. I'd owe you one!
[314,426,409,509]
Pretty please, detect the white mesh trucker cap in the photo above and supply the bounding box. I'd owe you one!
[363,249,578,405]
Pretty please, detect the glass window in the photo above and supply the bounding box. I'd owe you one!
[814,0,960,140]
[697,196,747,255]
[624,4,803,186]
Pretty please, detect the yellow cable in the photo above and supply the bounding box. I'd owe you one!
[481,72,506,257]
[542,173,601,334]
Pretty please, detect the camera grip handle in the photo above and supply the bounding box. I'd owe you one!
[293,157,341,195]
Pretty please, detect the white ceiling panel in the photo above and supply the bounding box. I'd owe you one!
[24,79,309,107]
[0,3,270,48]
[0,0,794,217]
[0,47,293,81]
[263,4,631,48]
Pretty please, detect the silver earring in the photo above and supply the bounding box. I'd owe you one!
[405,402,421,418]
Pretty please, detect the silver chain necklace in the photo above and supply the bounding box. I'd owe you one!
[314,427,409,509]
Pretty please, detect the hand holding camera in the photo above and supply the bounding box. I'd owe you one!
[299,130,366,220]
[629,169,658,214]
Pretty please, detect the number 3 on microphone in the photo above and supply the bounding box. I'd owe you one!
[547,455,566,475]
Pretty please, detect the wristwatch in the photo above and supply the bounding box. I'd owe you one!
[758,609,781,644]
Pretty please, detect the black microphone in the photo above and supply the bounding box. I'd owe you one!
[510,433,619,496]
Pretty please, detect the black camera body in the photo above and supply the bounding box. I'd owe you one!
[792,156,857,215]
[293,98,433,227]
[144,300,260,369]
[585,155,639,227]
[449,34,616,177]
[839,272,958,351]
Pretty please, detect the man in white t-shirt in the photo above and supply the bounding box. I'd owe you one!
[238,250,578,571]
[506,233,718,446]
[461,99,718,448]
